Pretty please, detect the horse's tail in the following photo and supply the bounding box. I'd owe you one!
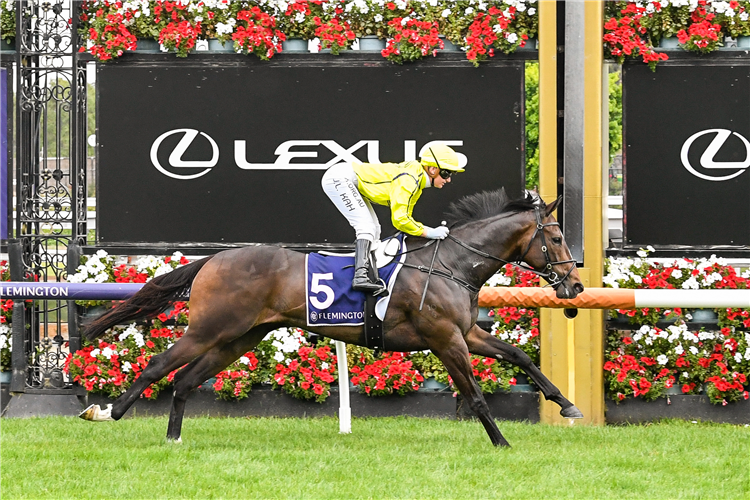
[83,256,215,341]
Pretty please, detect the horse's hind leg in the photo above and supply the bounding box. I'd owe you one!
[81,323,236,422]
[427,327,511,447]
[166,326,273,442]
[465,324,583,419]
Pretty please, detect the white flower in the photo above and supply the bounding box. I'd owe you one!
[102,346,114,359]
[485,272,511,287]
[689,346,699,355]
[133,332,145,348]
[321,362,329,370]
[90,348,100,357]
[675,344,684,355]
[528,7,536,15]
[216,22,235,36]
[656,354,668,365]
[122,361,132,373]
[374,13,383,22]
[681,277,699,290]
[240,356,250,366]
[118,323,140,342]
[670,269,683,279]
[734,352,743,363]
[506,32,518,44]
[441,8,452,17]
[465,7,474,15]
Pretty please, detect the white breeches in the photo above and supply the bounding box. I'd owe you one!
[321,162,381,243]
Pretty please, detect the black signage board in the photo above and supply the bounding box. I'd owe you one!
[97,55,525,247]
[623,60,750,252]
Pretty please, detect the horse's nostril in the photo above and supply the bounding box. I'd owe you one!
[573,283,585,294]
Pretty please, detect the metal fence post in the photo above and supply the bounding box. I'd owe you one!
[9,240,27,394]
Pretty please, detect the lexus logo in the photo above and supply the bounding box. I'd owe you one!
[149,131,467,179]
[150,128,219,180]
[681,129,750,181]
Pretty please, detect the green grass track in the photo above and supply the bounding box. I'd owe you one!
[1,417,748,499]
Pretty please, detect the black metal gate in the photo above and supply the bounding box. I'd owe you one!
[6,0,87,410]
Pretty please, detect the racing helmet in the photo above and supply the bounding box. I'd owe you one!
[419,143,464,172]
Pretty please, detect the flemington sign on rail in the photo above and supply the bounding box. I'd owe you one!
[97,58,526,246]
[623,61,750,250]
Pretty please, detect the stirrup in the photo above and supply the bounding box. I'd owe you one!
[353,271,387,296]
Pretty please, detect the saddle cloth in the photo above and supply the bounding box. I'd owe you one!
[305,234,407,327]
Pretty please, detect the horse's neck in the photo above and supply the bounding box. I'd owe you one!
[447,212,532,287]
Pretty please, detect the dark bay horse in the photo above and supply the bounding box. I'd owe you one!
[80,189,585,447]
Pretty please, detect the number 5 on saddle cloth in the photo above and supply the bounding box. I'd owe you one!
[305,234,406,349]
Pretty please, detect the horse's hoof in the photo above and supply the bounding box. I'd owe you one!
[166,437,182,444]
[560,405,584,419]
[79,403,115,422]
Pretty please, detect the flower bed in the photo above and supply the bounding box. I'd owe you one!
[604,1,750,69]
[69,0,536,64]
[603,249,750,406]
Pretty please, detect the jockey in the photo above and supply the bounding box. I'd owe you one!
[321,143,464,293]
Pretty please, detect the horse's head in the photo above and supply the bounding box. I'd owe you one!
[517,195,584,299]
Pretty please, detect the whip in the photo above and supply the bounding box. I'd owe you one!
[419,221,446,311]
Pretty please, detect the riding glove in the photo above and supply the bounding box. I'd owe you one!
[424,226,450,240]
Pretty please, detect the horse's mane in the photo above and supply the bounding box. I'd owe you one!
[444,188,542,228]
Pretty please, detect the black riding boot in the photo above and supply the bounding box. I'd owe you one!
[352,239,383,293]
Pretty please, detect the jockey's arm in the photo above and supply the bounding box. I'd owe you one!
[389,175,424,237]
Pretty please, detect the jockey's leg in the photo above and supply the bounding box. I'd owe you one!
[321,163,383,293]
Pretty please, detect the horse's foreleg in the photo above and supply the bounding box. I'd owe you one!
[166,327,272,442]
[465,324,583,419]
[429,333,511,447]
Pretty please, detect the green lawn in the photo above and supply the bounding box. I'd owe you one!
[1,417,748,499]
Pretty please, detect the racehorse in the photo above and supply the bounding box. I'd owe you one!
[80,189,585,447]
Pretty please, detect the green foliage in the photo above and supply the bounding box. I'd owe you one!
[0,0,14,43]
[39,80,96,158]
[608,69,623,165]
[524,61,539,190]
[409,351,451,385]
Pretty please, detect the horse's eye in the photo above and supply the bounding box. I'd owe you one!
[552,237,562,245]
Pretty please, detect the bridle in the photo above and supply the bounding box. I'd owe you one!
[400,205,577,295]
[514,205,578,289]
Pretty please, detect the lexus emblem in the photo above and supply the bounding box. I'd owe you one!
[150,128,219,180]
[680,129,750,181]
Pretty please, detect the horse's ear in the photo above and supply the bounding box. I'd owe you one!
[525,189,541,204]
[545,196,562,217]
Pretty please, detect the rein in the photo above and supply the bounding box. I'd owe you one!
[398,205,577,296]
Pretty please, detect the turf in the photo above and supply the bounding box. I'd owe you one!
[1,416,748,499]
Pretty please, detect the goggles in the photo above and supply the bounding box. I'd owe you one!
[438,169,454,180]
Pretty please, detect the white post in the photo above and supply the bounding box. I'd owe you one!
[335,340,351,434]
